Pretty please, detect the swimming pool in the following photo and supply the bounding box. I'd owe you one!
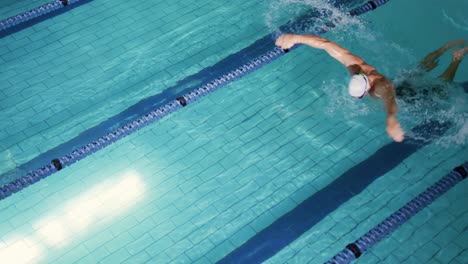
[0,0,467,263]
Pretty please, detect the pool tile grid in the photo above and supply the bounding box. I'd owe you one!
[1,1,464,262]
[163,62,372,262]
[263,143,467,263]
[0,59,464,264]
[0,0,273,180]
[327,162,467,263]
[0,45,366,264]
[2,19,310,198]
[358,187,467,264]
[2,41,450,264]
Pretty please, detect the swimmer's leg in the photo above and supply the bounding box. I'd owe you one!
[439,47,468,82]
[420,39,465,72]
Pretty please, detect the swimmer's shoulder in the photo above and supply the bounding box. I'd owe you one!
[369,76,392,98]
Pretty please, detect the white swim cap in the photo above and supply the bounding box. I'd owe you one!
[348,74,370,98]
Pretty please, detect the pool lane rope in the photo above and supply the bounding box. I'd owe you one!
[326,163,468,264]
[0,0,77,31]
[0,0,391,200]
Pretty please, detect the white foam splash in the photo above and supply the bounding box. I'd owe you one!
[395,73,468,147]
[264,0,363,36]
[323,78,376,118]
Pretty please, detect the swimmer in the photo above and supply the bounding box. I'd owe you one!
[275,34,404,142]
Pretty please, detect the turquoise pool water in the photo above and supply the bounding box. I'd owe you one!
[0,0,467,263]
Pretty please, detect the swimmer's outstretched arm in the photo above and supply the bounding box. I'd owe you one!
[275,34,364,67]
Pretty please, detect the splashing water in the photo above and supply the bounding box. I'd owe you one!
[323,78,377,118]
[264,0,364,38]
[395,71,468,146]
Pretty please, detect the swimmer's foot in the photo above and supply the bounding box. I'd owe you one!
[452,46,468,61]
[444,39,465,50]
[420,39,466,71]
[439,46,467,82]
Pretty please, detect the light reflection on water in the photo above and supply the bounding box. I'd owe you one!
[0,171,145,263]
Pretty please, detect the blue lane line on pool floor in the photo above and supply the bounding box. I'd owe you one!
[0,0,94,39]
[0,5,338,186]
[218,120,452,264]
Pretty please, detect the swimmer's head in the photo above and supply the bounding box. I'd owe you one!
[348,73,370,99]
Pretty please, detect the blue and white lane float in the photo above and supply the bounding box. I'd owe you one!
[0,0,76,31]
[326,163,468,264]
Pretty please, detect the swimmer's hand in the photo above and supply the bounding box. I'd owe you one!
[386,116,404,142]
[275,34,298,50]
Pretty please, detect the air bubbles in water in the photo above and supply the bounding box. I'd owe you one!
[323,78,375,118]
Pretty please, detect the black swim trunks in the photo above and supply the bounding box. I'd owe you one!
[395,79,448,104]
